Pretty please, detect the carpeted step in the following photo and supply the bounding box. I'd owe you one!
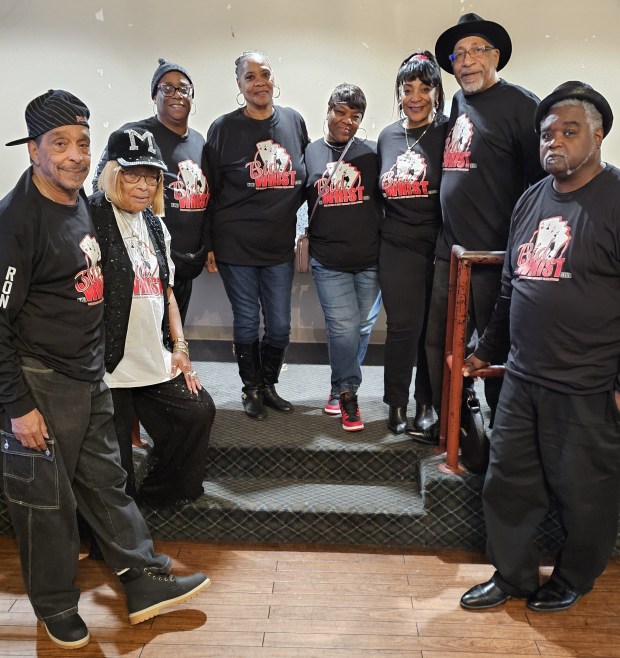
[140,476,428,546]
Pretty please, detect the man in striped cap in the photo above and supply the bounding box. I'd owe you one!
[0,89,210,650]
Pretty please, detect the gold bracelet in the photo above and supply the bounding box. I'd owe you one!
[172,339,189,358]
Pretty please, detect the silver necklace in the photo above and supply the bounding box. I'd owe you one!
[324,137,354,152]
[116,208,155,255]
[404,120,433,152]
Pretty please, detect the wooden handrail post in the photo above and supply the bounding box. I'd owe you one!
[439,246,505,473]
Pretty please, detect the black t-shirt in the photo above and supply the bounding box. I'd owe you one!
[203,106,309,266]
[0,170,105,418]
[377,115,448,247]
[304,137,382,271]
[479,164,620,394]
[437,79,544,260]
[94,116,208,264]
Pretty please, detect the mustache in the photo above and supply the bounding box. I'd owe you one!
[60,166,89,173]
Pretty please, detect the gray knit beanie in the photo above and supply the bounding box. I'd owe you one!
[150,58,193,99]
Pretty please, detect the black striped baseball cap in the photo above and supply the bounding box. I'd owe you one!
[6,89,90,146]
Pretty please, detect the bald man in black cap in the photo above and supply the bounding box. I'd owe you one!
[460,81,620,612]
[0,90,209,649]
[420,14,545,443]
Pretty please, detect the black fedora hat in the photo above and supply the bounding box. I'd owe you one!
[6,89,90,146]
[535,81,613,136]
[435,13,512,74]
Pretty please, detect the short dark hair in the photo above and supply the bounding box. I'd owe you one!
[327,83,367,117]
[395,50,445,115]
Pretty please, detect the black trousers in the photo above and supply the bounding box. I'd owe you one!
[173,277,193,326]
[484,372,620,596]
[379,236,434,408]
[425,257,505,422]
[111,375,215,506]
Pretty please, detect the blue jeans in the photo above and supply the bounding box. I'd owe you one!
[311,258,381,395]
[218,261,294,347]
[1,357,169,622]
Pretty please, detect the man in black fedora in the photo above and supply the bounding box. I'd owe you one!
[0,89,210,649]
[421,13,545,442]
[460,81,620,612]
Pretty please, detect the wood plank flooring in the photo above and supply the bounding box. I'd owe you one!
[0,536,619,657]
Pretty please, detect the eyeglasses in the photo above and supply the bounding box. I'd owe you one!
[449,46,496,63]
[121,170,161,186]
[157,83,193,98]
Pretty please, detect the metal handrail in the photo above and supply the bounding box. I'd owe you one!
[439,246,505,472]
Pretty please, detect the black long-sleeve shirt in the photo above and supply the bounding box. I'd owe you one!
[0,170,104,418]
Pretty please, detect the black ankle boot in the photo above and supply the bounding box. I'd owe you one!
[387,406,409,434]
[235,341,268,420]
[260,343,295,413]
[407,420,440,445]
[262,384,294,412]
[242,387,267,419]
[414,403,435,431]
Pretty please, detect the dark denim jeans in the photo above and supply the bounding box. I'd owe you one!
[218,261,294,347]
[311,258,381,395]
[1,357,169,622]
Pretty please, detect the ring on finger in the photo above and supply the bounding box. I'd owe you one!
[187,370,197,379]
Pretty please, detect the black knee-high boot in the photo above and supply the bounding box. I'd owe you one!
[260,343,294,413]
[234,341,267,420]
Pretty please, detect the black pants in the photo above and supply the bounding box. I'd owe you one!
[173,277,193,326]
[379,236,434,408]
[111,375,215,506]
[425,257,505,422]
[484,372,620,595]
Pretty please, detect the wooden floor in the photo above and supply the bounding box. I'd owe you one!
[1,537,619,657]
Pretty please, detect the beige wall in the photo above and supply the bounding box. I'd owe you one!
[2,0,618,341]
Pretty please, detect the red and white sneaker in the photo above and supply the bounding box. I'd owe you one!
[339,391,364,431]
[324,394,341,415]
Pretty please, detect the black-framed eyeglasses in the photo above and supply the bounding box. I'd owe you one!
[121,170,161,186]
[449,46,496,63]
[157,83,193,98]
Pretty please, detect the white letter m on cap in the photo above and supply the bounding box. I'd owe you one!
[125,129,156,154]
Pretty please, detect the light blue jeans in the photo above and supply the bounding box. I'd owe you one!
[311,257,381,396]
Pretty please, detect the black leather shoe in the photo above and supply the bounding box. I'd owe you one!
[262,384,294,413]
[242,388,268,420]
[414,403,435,431]
[527,580,583,612]
[460,579,510,610]
[407,420,439,445]
[387,406,408,434]
[44,613,90,649]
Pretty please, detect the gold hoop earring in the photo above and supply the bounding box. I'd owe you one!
[153,102,157,116]
[357,127,368,142]
[236,92,245,106]
[273,85,281,99]
[322,119,328,136]
[190,100,197,116]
